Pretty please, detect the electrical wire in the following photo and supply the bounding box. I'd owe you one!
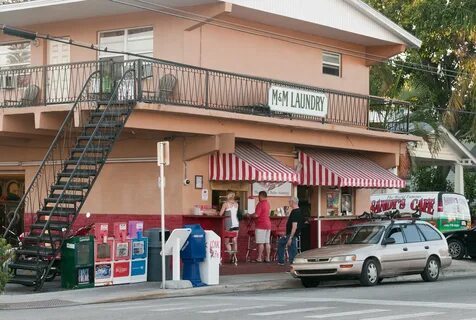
[110,0,475,80]
[0,23,475,116]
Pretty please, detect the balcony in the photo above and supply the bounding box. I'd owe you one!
[0,59,411,133]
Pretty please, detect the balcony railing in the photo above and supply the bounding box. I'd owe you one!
[0,59,411,133]
[0,0,36,4]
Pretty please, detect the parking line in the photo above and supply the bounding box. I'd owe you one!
[306,309,388,318]
[250,307,334,316]
[365,312,444,320]
[151,303,232,312]
[198,305,284,314]
[103,304,187,311]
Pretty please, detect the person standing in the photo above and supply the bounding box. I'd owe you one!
[278,196,304,265]
[253,191,271,262]
[219,191,239,253]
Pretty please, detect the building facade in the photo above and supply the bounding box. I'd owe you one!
[0,0,421,257]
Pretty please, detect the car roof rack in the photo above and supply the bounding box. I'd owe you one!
[358,209,421,224]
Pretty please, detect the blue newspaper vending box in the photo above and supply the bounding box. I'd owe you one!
[181,224,206,287]
[130,236,148,283]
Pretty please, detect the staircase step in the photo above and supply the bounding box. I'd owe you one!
[17,246,55,257]
[91,110,129,117]
[85,121,122,128]
[24,234,63,243]
[31,220,70,231]
[64,159,101,166]
[8,275,38,286]
[77,134,115,141]
[46,194,84,204]
[9,260,49,271]
[51,182,90,191]
[58,169,97,178]
[38,207,75,217]
[71,146,110,154]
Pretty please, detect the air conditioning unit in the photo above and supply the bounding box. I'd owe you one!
[0,74,18,89]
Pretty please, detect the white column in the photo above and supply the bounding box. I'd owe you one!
[387,167,399,194]
[455,163,465,195]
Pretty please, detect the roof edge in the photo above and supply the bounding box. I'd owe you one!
[345,0,422,49]
[439,126,476,165]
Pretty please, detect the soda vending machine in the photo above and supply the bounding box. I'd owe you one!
[130,221,148,283]
[94,223,114,286]
[112,222,131,285]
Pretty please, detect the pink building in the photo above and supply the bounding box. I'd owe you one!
[0,0,421,288]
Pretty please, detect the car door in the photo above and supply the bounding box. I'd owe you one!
[401,224,427,271]
[380,226,410,276]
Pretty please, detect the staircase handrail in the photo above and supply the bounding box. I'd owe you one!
[39,68,136,238]
[2,70,101,239]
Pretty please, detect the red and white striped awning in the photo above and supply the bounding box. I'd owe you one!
[210,143,299,183]
[298,149,406,188]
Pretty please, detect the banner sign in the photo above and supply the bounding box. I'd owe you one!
[268,85,328,118]
[252,182,292,197]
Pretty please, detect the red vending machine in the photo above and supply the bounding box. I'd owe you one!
[94,223,114,286]
[112,222,131,285]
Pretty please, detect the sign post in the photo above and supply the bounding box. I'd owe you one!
[157,141,170,289]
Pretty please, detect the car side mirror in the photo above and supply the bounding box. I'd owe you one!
[383,237,396,245]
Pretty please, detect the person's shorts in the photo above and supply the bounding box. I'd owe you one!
[255,229,271,244]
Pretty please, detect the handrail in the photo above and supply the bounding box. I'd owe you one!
[2,70,100,238]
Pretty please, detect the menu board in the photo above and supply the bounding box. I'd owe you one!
[326,190,340,216]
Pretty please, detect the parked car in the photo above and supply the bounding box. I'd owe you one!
[445,227,476,259]
[291,220,452,287]
[370,192,471,232]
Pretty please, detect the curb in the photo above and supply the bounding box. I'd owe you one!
[93,279,302,304]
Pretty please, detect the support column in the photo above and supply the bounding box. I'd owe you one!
[455,163,465,195]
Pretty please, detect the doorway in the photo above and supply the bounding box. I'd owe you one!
[0,174,25,244]
[47,37,71,101]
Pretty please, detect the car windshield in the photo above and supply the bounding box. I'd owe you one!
[328,225,385,245]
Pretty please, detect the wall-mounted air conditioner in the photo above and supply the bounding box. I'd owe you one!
[0,74,18,89]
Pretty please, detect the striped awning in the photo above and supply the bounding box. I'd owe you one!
[209,143,299,183]
[298,149,406,188]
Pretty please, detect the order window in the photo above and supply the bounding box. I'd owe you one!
[322,51,341,77]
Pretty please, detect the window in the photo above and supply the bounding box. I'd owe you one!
[341,187,353,215]
[328,226,384,245]
[387,226,405,244]
[322,52,341,76]
[0,41,31,68]
[98,26,153,60]
[402,224,423,243]
[417,224,442,241]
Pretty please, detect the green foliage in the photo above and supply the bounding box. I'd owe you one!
[0,238,12,293]
[410,166,453,192]
[464,171,476,205]
[366,0,476,141]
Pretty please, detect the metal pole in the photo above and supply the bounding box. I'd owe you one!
[318,186,322,248]
[160,160,166,289]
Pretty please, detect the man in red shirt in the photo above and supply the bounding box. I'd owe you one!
[253,191,272,262]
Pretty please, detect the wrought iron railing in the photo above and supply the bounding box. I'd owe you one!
[0,59,411,133]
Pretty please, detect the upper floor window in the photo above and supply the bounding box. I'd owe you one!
[98,26,153,60]
[322,51,341,77]
[0,41,31,69]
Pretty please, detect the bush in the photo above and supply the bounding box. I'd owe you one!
[0,238,12,293]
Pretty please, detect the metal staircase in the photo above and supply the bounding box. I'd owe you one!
[4,65,137,290]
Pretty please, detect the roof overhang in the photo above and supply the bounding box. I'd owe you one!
[0,0,421,53]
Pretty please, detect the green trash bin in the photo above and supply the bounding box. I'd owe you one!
[61,236,95,289]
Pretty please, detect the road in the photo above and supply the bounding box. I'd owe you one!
[3,276,476,320]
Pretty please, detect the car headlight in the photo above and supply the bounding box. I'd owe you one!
[293,258,307,264]
[330,255,356,262]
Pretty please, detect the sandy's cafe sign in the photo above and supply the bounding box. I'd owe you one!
[268,85,328,118]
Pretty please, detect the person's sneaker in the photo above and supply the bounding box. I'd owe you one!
[278,262,285,266]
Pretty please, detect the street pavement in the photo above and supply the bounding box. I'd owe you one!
[3,275,476,320]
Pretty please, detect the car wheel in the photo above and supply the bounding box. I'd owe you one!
[360,258,379,286]
[301,277,320,288]
[421,256,440,282]
[448,239,465,259]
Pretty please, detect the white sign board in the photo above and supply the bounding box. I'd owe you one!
[268,85,328,118]
[252,182,292,197]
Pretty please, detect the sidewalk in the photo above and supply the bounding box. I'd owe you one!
[1,259,475,310]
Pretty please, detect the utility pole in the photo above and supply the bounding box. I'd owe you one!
[157,141,170,289]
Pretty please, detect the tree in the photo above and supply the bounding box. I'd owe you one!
[366,0,476,141]
[0,238,12,293]
[410,166,453,192]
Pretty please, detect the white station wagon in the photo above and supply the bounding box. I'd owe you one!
[291,220,452,287]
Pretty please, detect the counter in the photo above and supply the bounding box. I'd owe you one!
[309,216,362,249]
